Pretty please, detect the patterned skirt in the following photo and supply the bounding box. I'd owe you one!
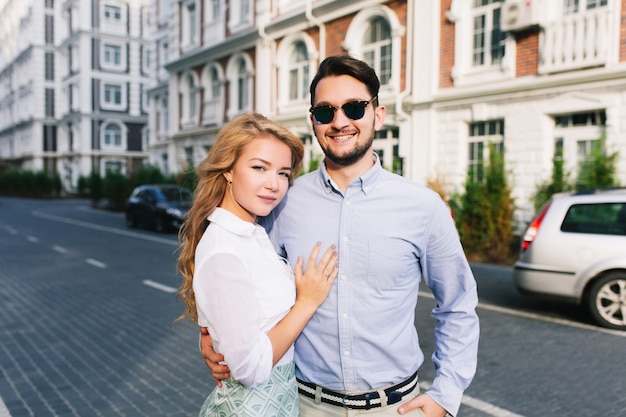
[199,361,299,417]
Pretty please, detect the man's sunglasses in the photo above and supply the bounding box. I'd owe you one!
[309,96,377,124]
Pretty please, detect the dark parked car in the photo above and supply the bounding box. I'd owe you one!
[125,184,193,232]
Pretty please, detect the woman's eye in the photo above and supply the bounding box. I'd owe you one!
[252,165,265,171]
[279,172,291,178]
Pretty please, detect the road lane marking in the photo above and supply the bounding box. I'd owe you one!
[26,235,39,243]
[143,280,178,293]
[0,396,12,417]
[419,291,626,337]
[2,225,18,235]
[52,245,67,254]
[31,210,178,246]
[86,258,107,269]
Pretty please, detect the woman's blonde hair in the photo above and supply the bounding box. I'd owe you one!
[177,112,305,323]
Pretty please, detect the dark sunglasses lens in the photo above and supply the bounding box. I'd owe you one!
[313,107,335,124]
[343,102,366,120]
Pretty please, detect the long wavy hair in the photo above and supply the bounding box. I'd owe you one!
[177,112,305,323]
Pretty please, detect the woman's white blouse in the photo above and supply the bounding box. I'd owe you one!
[193,207,296,387]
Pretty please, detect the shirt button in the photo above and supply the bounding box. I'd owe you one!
[343,350,350,356]
[346,201,352,206]
[341,312,348,318]
[341,275,347,281]
[342,236,348,242]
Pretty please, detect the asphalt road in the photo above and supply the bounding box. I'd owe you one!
[0,197,624,417]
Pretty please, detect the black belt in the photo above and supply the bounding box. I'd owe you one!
[296,371,418,410]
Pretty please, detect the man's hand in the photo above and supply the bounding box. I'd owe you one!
[397,393,447,417]
[199,327,230,387]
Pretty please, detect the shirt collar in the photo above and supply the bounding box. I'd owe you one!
[318,152,382,195]
[208,207,262,237]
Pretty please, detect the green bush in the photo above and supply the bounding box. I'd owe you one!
[576,137,619,190]
[0,169,62,198]
[454,144,515,263]
[103,172,131,211]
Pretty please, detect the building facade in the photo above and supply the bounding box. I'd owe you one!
[0,0,153,192]
[147,0,626,229]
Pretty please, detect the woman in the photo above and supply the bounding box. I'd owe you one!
[178,112,338,416]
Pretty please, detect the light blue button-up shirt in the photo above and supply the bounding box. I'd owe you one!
[262,155,479,415]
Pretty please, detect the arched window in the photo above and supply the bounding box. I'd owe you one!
[187,74,197,119]
[289,42,309,101]
[103,123,122,147]
[226,54,253,118]
[363,17,392,85]
[202,64,223,125]
[237,58,248,111]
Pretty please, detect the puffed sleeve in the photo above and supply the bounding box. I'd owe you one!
[194,252,273,387]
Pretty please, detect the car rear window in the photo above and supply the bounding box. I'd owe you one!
[560,202,626,236]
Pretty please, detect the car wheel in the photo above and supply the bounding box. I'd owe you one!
[586,271,626,331]
[126,212,136,228]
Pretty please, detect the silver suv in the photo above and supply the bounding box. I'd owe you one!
[513,188,626,330]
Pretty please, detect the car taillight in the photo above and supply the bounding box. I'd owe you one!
[521,201,552,252]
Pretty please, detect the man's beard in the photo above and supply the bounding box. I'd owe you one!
[323,133,374,167]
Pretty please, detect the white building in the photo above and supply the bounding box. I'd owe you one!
[147,0,626,229]
[0,0,153,192]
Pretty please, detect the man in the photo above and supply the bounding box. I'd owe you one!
[202,55,479,417]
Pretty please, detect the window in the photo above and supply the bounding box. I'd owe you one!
[103,123,122,147]
[553,110,605,181]
[101,3,126,34]
[188,74,197,120]
[104,84,122,105]
[343,8,402,92]
[103,44,122,66]
[237,59,249,111]
[182,1,199,49]
[288,42,309,101]
[161,97,169,133]
[45,15,54,44]
[472,0,505,67]
[561,203,626,236]
[180,72,199,127]
[226,54,252,117]
[229,0,252,30]
[468,119,504,182]
[209,0,221,20]
[104,160,123,174]
[45,88,55,117]
[363,17,392,85]
[45,52,54,81]
[203,65,223,125]
[104,5,121,22]
[563,0,608,14]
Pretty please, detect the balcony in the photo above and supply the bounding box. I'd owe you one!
[540,7,618,74]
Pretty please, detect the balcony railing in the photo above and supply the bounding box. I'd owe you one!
[540,7,617,74]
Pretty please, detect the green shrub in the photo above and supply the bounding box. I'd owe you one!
[103,172,131,211]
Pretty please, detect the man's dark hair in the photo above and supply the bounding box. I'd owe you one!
[309,55,380,106]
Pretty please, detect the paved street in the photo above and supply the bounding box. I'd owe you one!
[1,198,625,417]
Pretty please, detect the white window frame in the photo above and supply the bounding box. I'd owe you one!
[226,54,253,118]
[228,0,252,33]
[101,81,127,111]
[101,42,126,70]
[101,2,127,34]
[102,158,126,176]
[179,71,200,128]
[448,0,516,87]
[553,110,606,179]
[101,120,127,150]
[181,0,200,52]
[201,63,224,126]
[344,6,404,94]
[276,34,317,113]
